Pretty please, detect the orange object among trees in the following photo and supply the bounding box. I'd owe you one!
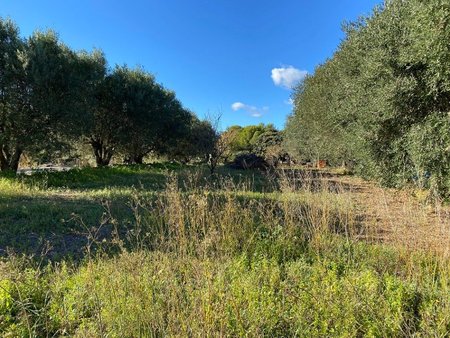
[316,160,326,169]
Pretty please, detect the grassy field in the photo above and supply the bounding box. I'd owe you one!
[0,164,449,337]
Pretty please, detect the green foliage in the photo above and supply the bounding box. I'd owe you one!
[285,0,450,195]
[1,243,448,337]
[223,124,286,165]
[88,65,196,166]
[166,115,216,163]
[406,113,450,194]
[0,17,207,171]
[227,124,274,153]
[0,19,92,171]
[0,19,24,172]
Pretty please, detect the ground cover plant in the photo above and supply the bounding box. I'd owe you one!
[0,165,448,337]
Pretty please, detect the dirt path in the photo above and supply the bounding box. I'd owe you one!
[329,174,450,257]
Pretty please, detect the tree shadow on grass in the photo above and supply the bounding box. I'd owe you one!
[0,193,134,262]
[0,166,364,262]
[18,165,169,191]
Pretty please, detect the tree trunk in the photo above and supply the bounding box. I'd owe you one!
[0,149,7,171]
[0,144,22,172]
[123,154,144,165]
[9,148,21,172]
[208,154,217,175]
[133,154,144,165]
[91,139,114,167]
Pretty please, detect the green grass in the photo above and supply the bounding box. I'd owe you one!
[0,164,273,256]
[18,164,171,190]
[1,239,448,337]
[0,164,449,336]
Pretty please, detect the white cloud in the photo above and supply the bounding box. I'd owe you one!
[284,98,294,105]
[231,102,246,111]
[271,66,307,89]
[231,101,268,118]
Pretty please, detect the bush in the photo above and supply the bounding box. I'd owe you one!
[228,153,269,170]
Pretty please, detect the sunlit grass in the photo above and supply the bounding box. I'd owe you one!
[0,164,449,336]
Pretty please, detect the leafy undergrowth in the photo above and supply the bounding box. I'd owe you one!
[0,166,449,336]
[1,240,448,337]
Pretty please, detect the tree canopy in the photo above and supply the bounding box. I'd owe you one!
[221,124,286,166]
[0,17,215,170]
[284,0,450,196]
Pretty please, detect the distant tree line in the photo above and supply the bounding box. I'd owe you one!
[0,18,216,171]
[285,0,450,196]
[218,124,287,169]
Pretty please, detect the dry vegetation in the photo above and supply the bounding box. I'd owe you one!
[322,173,450,257]
[0,165,449,336]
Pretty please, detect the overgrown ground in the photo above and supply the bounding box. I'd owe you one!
[0,164,449,336]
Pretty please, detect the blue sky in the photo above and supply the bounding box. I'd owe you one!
[1,0,381,130]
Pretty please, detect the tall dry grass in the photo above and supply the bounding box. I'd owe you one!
[0,170,449,337]
[120,171,357,259]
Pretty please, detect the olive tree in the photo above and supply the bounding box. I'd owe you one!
[167,116,216,163]
[0,19,92,171]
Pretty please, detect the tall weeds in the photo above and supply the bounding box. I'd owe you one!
[121,171,357,260]
[0,170,449,337]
